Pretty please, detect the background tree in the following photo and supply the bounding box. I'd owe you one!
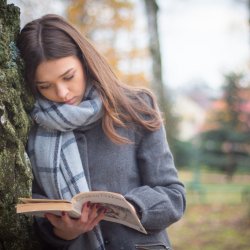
[0,0,40,249]
[200,73,250,179]
[143,0,178,151]
[68,0,149,87]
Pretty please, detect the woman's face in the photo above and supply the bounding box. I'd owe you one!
[35,56,86,105]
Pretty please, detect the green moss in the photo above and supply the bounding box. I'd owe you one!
[0,1,40,249]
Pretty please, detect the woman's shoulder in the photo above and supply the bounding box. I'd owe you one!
[122,86,162,129]
[124,86,157,109]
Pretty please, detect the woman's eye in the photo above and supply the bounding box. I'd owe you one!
[64,75,74,81]
[39,85,51,90]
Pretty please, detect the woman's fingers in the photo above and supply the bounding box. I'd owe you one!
[80,201,91,224]
[88,204,99,221]
[45,213,63,228]
[80,203,106,231]
[46,202,106,235]
[61,212,73,227]
[87,208,106,230]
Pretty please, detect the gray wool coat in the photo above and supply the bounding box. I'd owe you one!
[32,114,186,250]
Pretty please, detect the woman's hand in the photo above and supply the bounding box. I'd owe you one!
[45,202,106,240]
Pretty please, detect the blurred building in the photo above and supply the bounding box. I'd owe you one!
[173,84,216,141]
[173,95,206,141]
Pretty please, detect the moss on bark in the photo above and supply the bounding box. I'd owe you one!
[0,0,40,249]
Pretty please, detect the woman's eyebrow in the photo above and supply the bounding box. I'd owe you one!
[59,68,74,78]
[36,68,74,85]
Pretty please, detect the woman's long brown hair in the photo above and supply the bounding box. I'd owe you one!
[17,14,162,144]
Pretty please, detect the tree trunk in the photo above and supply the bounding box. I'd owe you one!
[143,0,165,108]
[144,0,178,150]
[0,0,40,249]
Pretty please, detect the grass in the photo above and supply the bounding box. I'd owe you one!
[179,170,250,205]
[167,170,250,250]
[168,204,250,250]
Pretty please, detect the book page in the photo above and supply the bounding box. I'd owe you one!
[72,191,130,210]
[16,203,80,218]
[72,191,147,234]
[19,198,70,204]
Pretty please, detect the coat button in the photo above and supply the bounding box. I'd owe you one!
[104,239,110,245]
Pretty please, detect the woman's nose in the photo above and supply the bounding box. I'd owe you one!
[56,84,69,99]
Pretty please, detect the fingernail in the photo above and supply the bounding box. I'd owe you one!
[98,207,106,214]
[87,201,91,208]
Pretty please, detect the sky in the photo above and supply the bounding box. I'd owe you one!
[158,0,249,91]
[8,0,249,92]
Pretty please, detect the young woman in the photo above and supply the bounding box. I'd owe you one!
[17,14,186,250]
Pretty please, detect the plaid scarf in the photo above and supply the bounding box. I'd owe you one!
[28,83,105,250]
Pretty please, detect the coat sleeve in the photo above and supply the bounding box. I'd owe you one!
[124,124,186,232]
[32,178,76,249]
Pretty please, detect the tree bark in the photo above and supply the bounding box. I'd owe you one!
[144,0,165,108]
[0,0,40,249]
[144,0,178,150]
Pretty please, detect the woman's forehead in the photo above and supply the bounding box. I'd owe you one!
[35,56,82,81]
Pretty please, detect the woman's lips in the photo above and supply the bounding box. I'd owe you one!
[65,97,76,105]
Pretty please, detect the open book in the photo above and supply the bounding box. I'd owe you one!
[16,191,147,234]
